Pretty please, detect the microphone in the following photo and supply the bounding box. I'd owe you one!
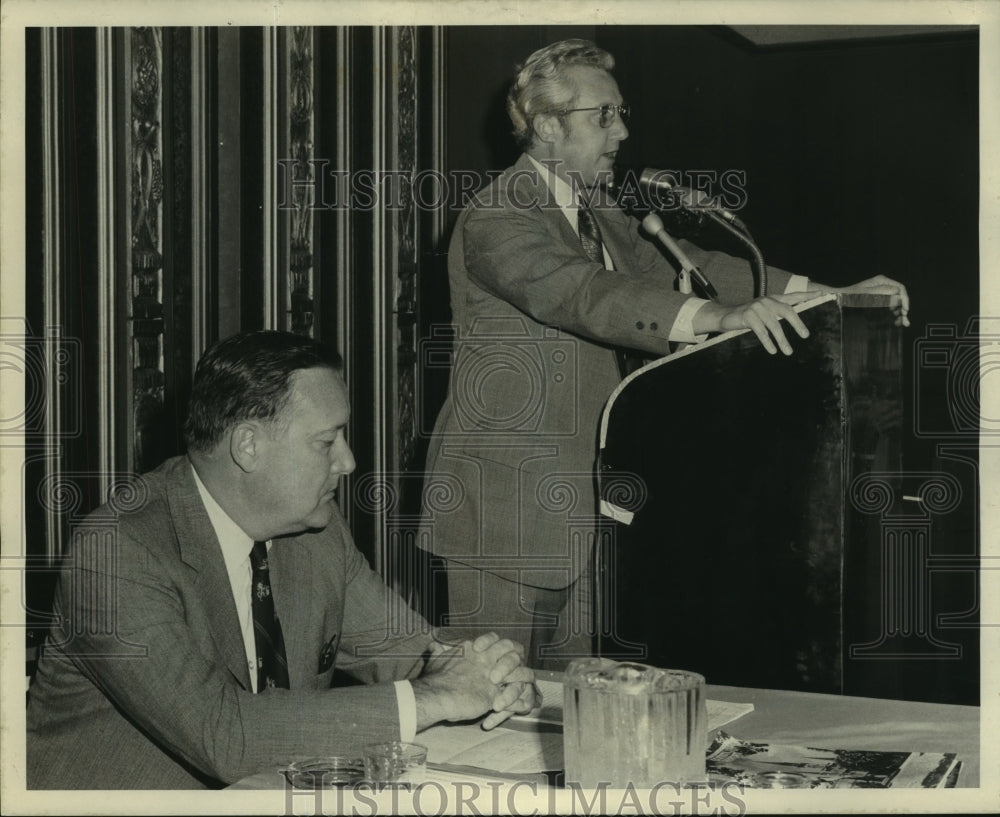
[640,211,718,300]
[636,168,748,231]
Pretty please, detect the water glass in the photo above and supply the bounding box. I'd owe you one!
[363,741,428,787]
[563,657,707,788]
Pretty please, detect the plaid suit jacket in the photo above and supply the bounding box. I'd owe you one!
[421,153,793,589]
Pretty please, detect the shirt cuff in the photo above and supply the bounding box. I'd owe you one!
[394,680,417,741]
[669,297,711,343]
[783,274,810,293]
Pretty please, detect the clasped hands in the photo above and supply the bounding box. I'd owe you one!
[413,632,540,731]
[694,274,911,355]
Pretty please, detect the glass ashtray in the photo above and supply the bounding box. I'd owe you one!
[282,756,367,789]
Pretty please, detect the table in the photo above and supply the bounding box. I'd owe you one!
[230,680,978,790]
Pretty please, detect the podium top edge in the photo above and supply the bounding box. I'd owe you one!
[794,292,838,313]
[598,292,896,452]
[836,292,895,309]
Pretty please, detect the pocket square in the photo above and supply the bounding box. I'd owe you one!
[318,634,339,673]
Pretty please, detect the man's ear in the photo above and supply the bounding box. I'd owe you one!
[230,423,260,473]
[533,113,563,144]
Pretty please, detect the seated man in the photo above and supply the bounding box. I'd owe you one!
[26,330,536,789]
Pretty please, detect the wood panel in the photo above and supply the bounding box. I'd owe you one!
[22,26,447,632]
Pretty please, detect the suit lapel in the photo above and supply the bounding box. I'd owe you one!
[167,458,253,690]
[509,154,633,270]
[509,155,640,379]
[508,155,585,253]
[594,205,633,275]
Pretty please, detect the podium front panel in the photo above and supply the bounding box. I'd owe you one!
[597,297,902,694]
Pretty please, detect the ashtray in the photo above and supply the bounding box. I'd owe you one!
[282,756,367,789]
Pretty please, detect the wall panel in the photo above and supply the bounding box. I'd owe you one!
[24,26,447,632]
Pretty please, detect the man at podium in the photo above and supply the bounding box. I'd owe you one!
[421,38,910,668]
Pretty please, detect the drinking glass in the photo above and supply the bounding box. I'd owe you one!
[363,741,427,787]
[563,657,707,788]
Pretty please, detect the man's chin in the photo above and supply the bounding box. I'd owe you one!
[304,498,337,530]
[589,168,615,190]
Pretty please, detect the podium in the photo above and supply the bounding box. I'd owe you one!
[596,293,904,695]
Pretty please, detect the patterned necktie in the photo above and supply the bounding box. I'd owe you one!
[577,198,606,267]
[578,198,635,379]
[250,540,290,691]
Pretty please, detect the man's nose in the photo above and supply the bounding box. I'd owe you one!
[611,116,629,142]
[331,439,356,475]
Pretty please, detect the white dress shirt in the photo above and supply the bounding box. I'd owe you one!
[190,465,416,738]
[525,154,810,343]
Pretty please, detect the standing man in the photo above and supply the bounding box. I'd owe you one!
[27,331,535,789]
[420,39,908,668]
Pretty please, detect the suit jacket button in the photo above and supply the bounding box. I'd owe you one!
[635,321,644,330]
[650,321,658,331]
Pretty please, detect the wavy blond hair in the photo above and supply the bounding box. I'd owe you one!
[507,39,615,150]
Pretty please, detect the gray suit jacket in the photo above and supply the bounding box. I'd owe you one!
[422,154,792,588]
[26,455,431,789]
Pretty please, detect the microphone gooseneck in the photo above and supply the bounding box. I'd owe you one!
[639,212,719,301]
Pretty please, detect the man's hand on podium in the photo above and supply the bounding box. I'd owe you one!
[819,274,911,327]
[693,290,822,356]
[691,273,910,355]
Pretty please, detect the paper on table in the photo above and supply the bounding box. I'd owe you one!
[419,719,564,775]
[706,699,756,732]
[420,679,755,775]
[511,679,754,731]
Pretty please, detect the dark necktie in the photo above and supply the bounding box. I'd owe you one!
[577,198,606,267]
[577,199,637,379]
[250,540,290,691]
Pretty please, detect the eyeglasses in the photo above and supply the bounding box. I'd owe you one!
[560,103,630,128]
